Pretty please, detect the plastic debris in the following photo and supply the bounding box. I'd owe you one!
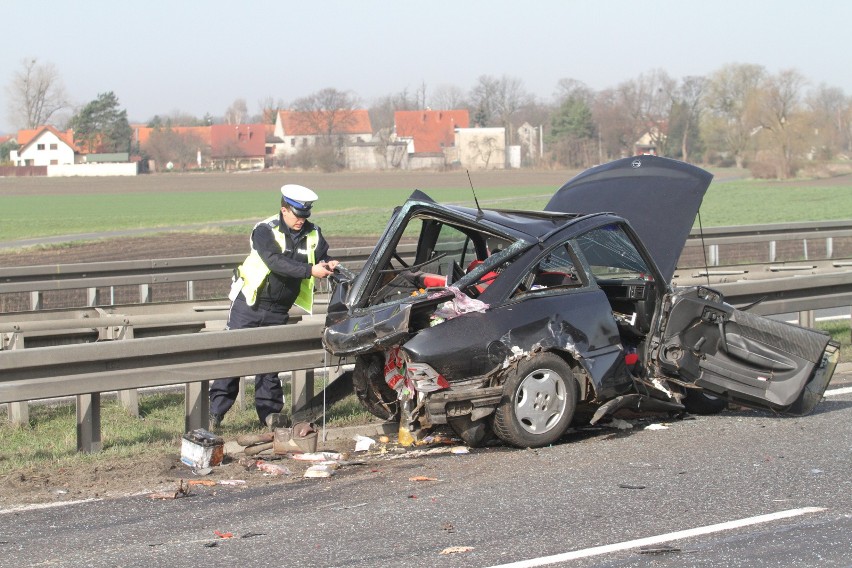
[187,479,216,487]
[440,546,475,555]
[606,418,634,430]
[408,476,438,482]
[304,464,337,478]
[256,461,292,476]
[218,479,247,486]
[644,423,669,431]
[290,452,344,462]
[353,434,376,452]
[214,530,234,539]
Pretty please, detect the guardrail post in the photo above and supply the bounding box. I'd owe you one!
[803,238,809,261]
[139,284,151,303]
[77,393,102,453]
[769,241,776,263]
[798,310,815,328]
[30,291,42,311]
[99,323,140,417]
[87,287,100,307]
[185,380,210,432]
[236,376,248,410]
[291,369,314,415]
[826,237,833,259]
[187,281,195,301]
[3,332,30,426]
[708,244,719,266]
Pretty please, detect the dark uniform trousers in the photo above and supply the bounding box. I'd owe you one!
[209,295,289,425]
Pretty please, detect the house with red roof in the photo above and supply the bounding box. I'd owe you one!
[271,109,372,159]
[210,123,266,170]
[10,126,78,167]
[394,109,469,154]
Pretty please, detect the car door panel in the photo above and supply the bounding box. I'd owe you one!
[656,287,836,413]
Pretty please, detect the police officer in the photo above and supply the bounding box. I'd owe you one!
[210,184,338,429]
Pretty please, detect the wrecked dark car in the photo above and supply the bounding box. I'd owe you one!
[322,156,840,448]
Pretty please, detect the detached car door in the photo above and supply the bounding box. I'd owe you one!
[654,286,839,415]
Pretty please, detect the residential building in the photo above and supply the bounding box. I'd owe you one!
[271,109,372,159]
[394,109,469,154]
[10,126,78,166]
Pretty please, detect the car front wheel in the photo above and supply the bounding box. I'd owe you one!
[492,353,576,448]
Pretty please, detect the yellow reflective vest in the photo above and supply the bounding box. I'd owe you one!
[237,215,319,314]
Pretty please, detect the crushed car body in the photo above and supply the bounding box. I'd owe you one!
[322,155,840,448]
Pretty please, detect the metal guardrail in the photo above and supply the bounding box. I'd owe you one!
[1,222,850,453]
[0,317,331,452]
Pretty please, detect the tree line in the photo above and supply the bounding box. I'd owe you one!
[4,58,851,178]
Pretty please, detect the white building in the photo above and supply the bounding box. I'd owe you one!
[10,126,77,166]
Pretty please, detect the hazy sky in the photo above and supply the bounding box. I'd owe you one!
[2,0,850,134]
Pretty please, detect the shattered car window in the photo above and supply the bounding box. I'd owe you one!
[573,224,651,280]
[366,214,516,307]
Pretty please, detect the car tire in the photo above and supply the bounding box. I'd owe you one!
[682,388,727,415]
[492,353,576,448]
[352,354,400,421]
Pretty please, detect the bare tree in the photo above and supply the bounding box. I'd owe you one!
[673,76,707,162]
[616,69,676,156]
[224,98,248,125]
[807,83,851,158]
[368,88,418,134]
[754,69,809,179]
[5,58,68,129]
[258,96,287,124]
[429,84,467,110]
[469,75,531,144]
[291,87,360,140]
[703,63,766,167]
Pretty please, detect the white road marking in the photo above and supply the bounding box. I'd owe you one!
[825,386,852,397]
[0,497,100,515]
[486,507,826,568]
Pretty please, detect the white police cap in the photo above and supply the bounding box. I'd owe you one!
[280,184,318,218]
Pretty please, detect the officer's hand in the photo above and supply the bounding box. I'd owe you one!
[327,260,340,271]
[311,262,334,278]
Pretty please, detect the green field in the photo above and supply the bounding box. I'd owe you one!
[1,169,851,242]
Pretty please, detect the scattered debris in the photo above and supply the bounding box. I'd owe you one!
[353,435,376,452]
[440,545,475,555]
[638,544,681,555]
[213,530,234,539]
[186,479,216,487]
[290,452,345,462]
[244,442,274,456]
[256,461,292,476]
[440,522,455,533]
[644,423,669,431]
[150,480,191,500]
[409,476,439,482]
[181,429,224,468]
[618,483,646,489]
[304,464,337,478]
[218,480,247,486]
[606,418,634,430]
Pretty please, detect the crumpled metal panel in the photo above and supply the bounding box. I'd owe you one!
[322,303,412,357]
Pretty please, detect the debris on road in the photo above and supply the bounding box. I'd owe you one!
[440,545,475,555]
[353,434,376,452]
[180,429,224,468]
[149,480,191,500]
[255,461,292,476]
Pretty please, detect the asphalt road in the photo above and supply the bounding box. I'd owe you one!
[3,366,852,568]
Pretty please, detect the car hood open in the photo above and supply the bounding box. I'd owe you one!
[545,156,713,283]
